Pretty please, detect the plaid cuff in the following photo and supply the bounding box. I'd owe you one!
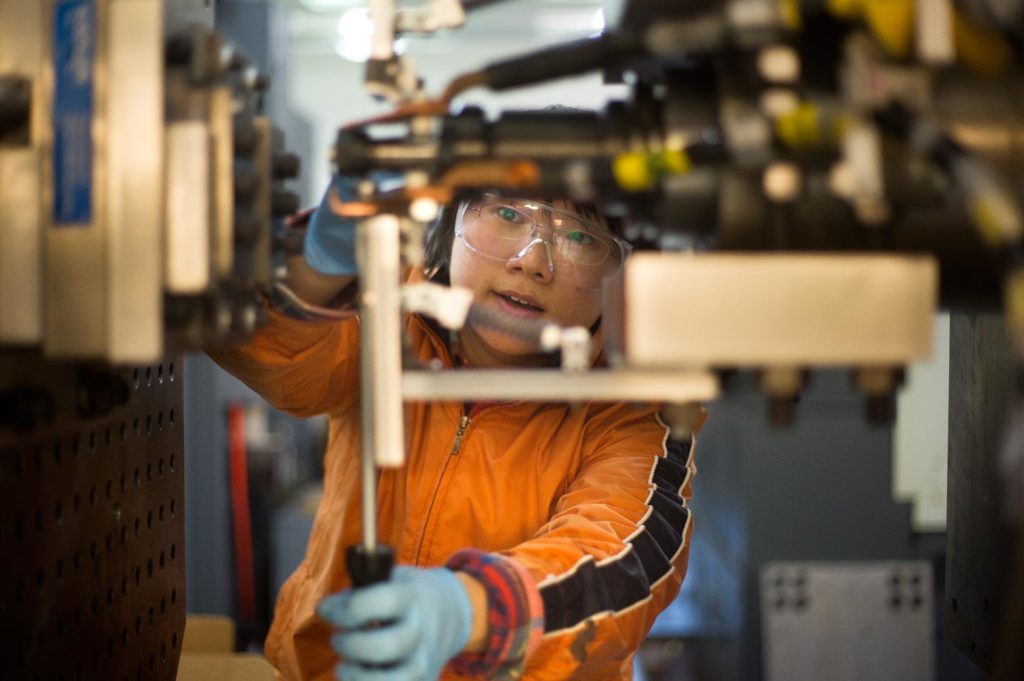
[446,550,544,680]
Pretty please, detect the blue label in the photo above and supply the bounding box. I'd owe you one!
[53,0,95,226]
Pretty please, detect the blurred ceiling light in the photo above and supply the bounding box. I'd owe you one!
[335,7,373,61]
[336,7,408,62]
[591,7,605,33]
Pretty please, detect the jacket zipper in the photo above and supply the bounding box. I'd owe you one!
[450,414,470,454]
[413,414,471,564]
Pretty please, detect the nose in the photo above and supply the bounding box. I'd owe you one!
[506,238,554,283]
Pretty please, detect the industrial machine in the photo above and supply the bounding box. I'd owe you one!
[1,0,1023,678]
[0,0,300,678]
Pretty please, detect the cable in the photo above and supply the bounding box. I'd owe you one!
[273,281,357,321]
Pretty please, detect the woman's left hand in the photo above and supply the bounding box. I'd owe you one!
[317,566,473,681]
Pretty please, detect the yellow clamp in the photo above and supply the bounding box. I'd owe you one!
[775,103,823,149]
[827,0,1011,72]
[613,150,692,192]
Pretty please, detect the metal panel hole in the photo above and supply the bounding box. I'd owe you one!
[145,367,152,387]
[159,550,165,568]
[147,558,153,577]
[104,426,112,447]
[169,408,175,426]
[158,504,164,522]
[157,364,163,383]
[158,458,164,477]
[53,441,63,464]
[170,543,176,562]
[157,411,164,429]
[133,517,140,536]
[147,511,153,530]
[133,418,140,436]
[132,369,140,389]
[146,415,152,434]
[147,463,153,482]
[120,421,128,441]
[168,361,175,381]
[169,452,176,472]
[134,566,141,586]
[170,498,176,517]
[134,468,141,487]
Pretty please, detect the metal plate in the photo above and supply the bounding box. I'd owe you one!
[761,561,934,681]
[0,351,185,680]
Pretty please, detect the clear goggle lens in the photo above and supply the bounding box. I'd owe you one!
[455,197,629,285]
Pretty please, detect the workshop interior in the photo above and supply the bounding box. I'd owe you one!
[1,0,1022,678]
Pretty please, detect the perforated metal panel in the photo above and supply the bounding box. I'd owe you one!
[761,561,934,681]
[0,350,185,680]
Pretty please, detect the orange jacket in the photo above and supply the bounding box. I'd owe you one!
[210,297,696,681]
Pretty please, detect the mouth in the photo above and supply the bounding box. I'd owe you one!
[493,291,545,315]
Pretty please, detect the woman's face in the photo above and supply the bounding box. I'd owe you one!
[447,198,613,367]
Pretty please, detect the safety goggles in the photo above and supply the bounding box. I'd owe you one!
[454,196,631,288]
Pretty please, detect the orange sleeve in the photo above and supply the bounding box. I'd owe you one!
[206,303,361,418]
[502,407,697,679]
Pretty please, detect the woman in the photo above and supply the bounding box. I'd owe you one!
[211,176,698,680]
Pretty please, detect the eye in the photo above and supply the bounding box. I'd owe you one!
[495,205,526,223]
[564,230,595,246]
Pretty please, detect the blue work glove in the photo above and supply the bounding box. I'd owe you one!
[304,175,361,276]
[318,566,474,681]
[304,173,407,276]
